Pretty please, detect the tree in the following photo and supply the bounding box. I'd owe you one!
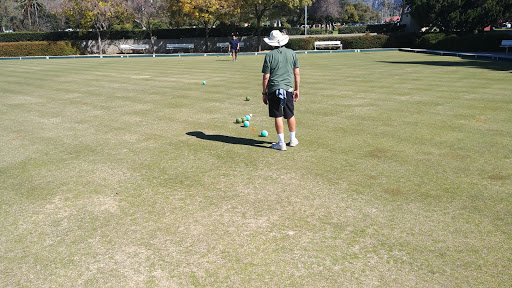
[130,0,165,30]
[352,2,379,24]
[63,0,131,55]
[404,0,512,32]
[130,0,166,53]
[310,0,341,31]
[343,3,358,23]
[242,0,314,52]
[0,0,18,31]
[168,0,240,52]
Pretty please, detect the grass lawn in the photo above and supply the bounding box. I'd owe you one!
[1,52,511,287]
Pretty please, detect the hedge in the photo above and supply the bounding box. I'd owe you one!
[0,41,85,57]
[338,24,405,34]
[287,34,411,50]
[287,31,511,52]
[0,27,277,43]
[413,31,512,52]
[338,26,368,34]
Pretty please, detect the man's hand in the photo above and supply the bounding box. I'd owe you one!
[262,93,268,105]
[293,90,299,102]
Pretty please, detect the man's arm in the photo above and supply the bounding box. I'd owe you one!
[293,67,300,102]
[262,73,270,105]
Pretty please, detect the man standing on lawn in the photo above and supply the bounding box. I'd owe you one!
[228,34,239,61]
[261,30,300,151]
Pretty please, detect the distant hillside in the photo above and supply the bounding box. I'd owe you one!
[351,0,402,14]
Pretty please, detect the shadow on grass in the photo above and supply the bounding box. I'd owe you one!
[379,59,512,73]
[186,131,272,148]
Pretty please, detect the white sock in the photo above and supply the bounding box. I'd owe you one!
[290,131,296,140]
[277,133,285,144]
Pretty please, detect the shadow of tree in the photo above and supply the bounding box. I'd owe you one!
[379,58,512,73]
[186,131,272,149]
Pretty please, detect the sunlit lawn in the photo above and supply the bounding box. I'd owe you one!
[1,52,511,287]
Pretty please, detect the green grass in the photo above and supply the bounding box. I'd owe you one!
[1,52,511,287]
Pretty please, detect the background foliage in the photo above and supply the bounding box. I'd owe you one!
[0,40,84,56]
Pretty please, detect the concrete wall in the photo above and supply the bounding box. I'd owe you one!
[79,36,273,54]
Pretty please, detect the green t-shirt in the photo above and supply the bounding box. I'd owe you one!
[262,47,299,93]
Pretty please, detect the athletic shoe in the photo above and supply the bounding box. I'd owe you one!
[271,142,286,151]
[289,138,299,147]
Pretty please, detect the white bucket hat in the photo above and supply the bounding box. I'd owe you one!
[264,30,289,47]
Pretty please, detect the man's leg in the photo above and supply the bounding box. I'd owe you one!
[275,117,284,137]
[287,116,296,133]
[272,117,286,150]
[287,116,298,147]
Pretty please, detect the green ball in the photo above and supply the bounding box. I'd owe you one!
[246,96,251,101]
[236,118,242,123]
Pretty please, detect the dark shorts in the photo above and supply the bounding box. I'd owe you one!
[231,49,238,53]
[267,90,294,119]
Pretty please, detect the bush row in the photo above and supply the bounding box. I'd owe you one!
[338,24,405,34]
[414,32,511,52]
[1,32,508,56]
[0,27,278,42]
[287,34,411,50]
[0,24,407,43]
[287,31,511,52]
[0,41,84,57]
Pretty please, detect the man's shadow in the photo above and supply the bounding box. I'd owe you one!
[186,131,272,148]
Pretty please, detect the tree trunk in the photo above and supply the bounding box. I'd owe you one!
[148,20,155,54]
[34,0,39,31]
[27,2,32,29]
[204,21,210,53]
[97,31,103,56]
[256,16,262,52]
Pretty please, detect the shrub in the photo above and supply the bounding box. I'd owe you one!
[0,27,278,42]
[305,28,333,35]
[338,24,405,34]
[338,26,367,34]
[287,35,397,50]
[367,23,405,33]
[0,41,85,57]
[283,27,303,35]
[287,37,315,50]
[412,32,511,52]
[415,33,447,49]
[337,35,389,49]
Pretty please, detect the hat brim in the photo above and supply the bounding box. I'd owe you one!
[263,35,289,46]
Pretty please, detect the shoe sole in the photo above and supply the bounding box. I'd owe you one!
[271,144,286,151]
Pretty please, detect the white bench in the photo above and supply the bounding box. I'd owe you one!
[216,42,245,49]
[500,40,512,53]
[166,43,194,53]
[314,41,342,50]
[120,44,149,53]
